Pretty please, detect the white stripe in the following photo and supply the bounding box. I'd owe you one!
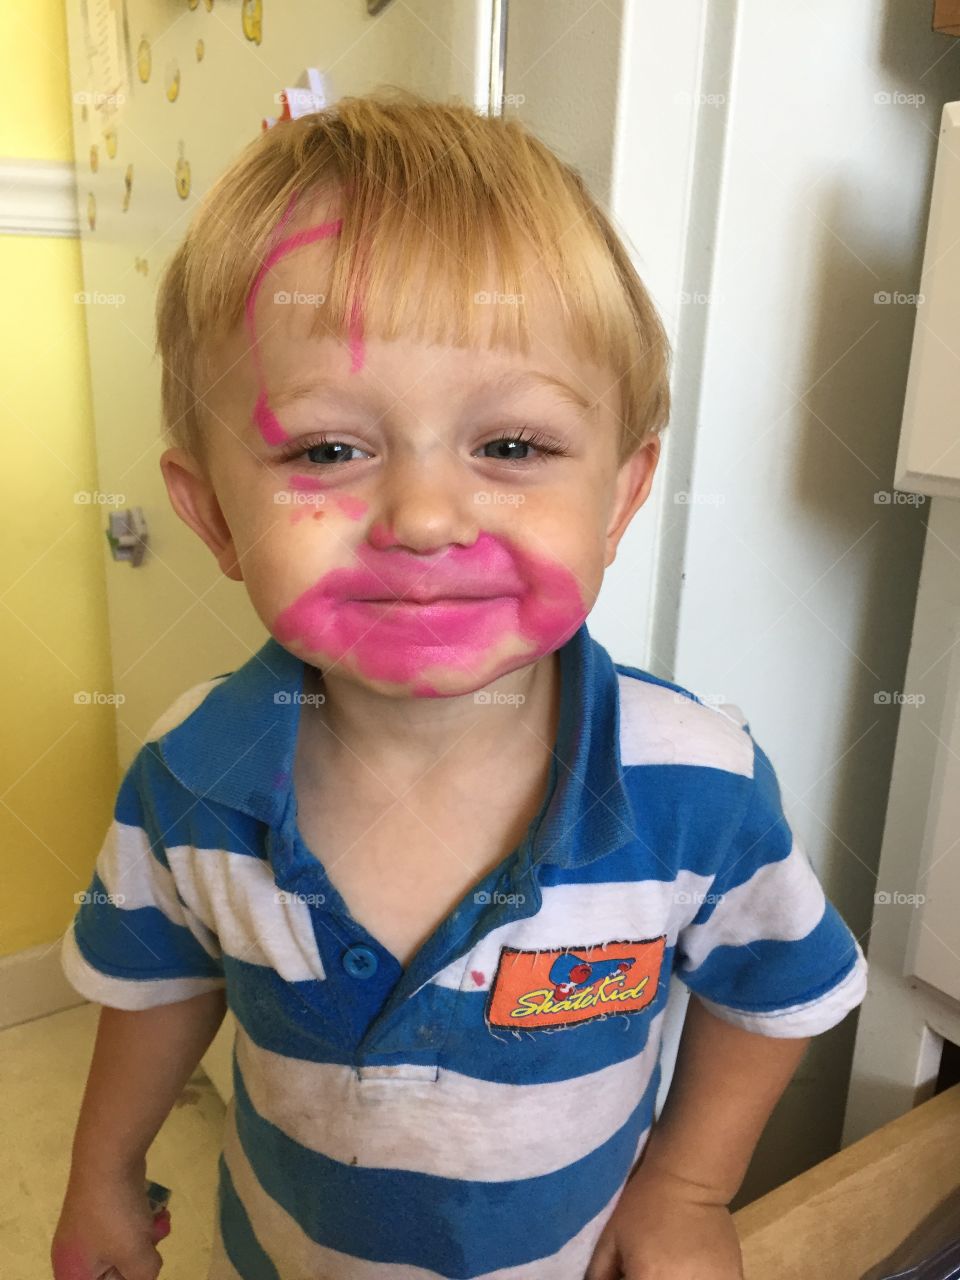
[677,837,826,972]
[219,1107,653,1280]
[145,676,229,741]
[60,925,225,1010]
[430,875,711,993]
[617,673,754,774]
[696,943,869,1037]
[235,1007,664,1182]
[96,820,221,960]
[166,845,326,983]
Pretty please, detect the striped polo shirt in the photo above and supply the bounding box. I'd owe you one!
[62,620,868,1279]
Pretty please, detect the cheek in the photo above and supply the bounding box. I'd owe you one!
[286,483,368,524]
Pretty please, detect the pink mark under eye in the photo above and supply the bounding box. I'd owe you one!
[286,476,367,522]
[333,494,367,520]
[289,507,327,525]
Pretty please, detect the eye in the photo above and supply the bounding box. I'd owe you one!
[278,434,371,465]
[477,427,570,464]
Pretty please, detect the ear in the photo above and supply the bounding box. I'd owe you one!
[604,436,661,568]
[159,446,243,581]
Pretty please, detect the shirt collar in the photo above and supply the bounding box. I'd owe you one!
[156,620,635,870]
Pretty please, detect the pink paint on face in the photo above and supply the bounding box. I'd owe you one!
[244,189,367,446]
[271,530,588,695]
[287,476,366,521]
[332,493,367,520]
[289,506,327,525]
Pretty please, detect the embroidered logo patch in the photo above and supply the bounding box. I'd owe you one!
[485,936,666,1030]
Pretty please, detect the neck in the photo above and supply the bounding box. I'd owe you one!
[301,650,562,782]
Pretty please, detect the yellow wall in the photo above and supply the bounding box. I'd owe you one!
[0,2,118,956]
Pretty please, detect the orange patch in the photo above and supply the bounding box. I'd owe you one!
[486,937,666,1031]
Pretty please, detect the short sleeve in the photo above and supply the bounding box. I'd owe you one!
[673,734,868,1037]
[61,748,226,1010]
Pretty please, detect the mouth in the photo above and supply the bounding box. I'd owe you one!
[350,592,511,606]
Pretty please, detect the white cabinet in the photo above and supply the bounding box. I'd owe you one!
[894,103,960,499]
[845,102,960,1144]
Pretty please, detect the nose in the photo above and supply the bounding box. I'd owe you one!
[372,448,481,553]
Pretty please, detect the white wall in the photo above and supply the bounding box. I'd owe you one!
[510,0,960,1204]
[666,1,958,1202]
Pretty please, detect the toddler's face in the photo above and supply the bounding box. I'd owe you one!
[161,205,659,698]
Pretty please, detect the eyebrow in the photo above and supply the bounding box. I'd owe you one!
[489,369,597,414]
[268,368,597,418]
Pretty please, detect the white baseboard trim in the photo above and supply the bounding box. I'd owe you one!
[0,159,79,237]
[0,939,86,1031]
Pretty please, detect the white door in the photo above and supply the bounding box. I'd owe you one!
[62,0,506,1099]
[62,0,500,768]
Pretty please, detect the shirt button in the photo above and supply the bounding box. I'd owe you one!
[342,945,378,979]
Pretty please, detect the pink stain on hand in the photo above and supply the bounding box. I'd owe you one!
[271,530,587,693]
[151,1208,172,1242]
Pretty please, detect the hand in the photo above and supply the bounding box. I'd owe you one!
[51,1160,169,1280]
[584,1164,745,1280]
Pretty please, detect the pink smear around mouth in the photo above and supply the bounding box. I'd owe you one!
[245,189,366,447]
[271,529,587,695]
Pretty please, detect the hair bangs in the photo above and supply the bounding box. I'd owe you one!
[157,88,671,464]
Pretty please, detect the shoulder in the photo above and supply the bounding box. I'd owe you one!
[614,662,756,780]
[142,672,233,742]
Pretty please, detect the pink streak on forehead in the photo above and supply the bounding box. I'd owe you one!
[244,190,367,443]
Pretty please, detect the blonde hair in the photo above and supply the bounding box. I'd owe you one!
[155,87,671,466]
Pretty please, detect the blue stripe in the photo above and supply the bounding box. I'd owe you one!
[119,749,270,865]
[538,761,746,883]
[697,738,795,915]
[223,951,671,1083]
[218,1153,280,1280]
[678,904,859,1011]
[73,871,224,981]
[229,1054,660,1277]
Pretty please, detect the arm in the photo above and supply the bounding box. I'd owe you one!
[637,994,811,1203]
[585,997,810,1280]
[53,989,226,1280]
[69,989,227,1179]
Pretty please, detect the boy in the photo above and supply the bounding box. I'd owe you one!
[53,90,868,1280]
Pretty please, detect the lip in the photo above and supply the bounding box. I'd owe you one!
[352,594,510,606]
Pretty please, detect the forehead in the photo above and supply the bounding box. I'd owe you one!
[202,195,621,422]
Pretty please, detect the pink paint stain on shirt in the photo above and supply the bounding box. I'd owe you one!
[271,529,587,694]
[244,189,367,446]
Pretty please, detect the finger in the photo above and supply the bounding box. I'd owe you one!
[51,1238,102,1280]
[110,1243,162,1280]
[149,1210,171,1244]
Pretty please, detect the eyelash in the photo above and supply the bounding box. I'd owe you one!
[276,427,571,466]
